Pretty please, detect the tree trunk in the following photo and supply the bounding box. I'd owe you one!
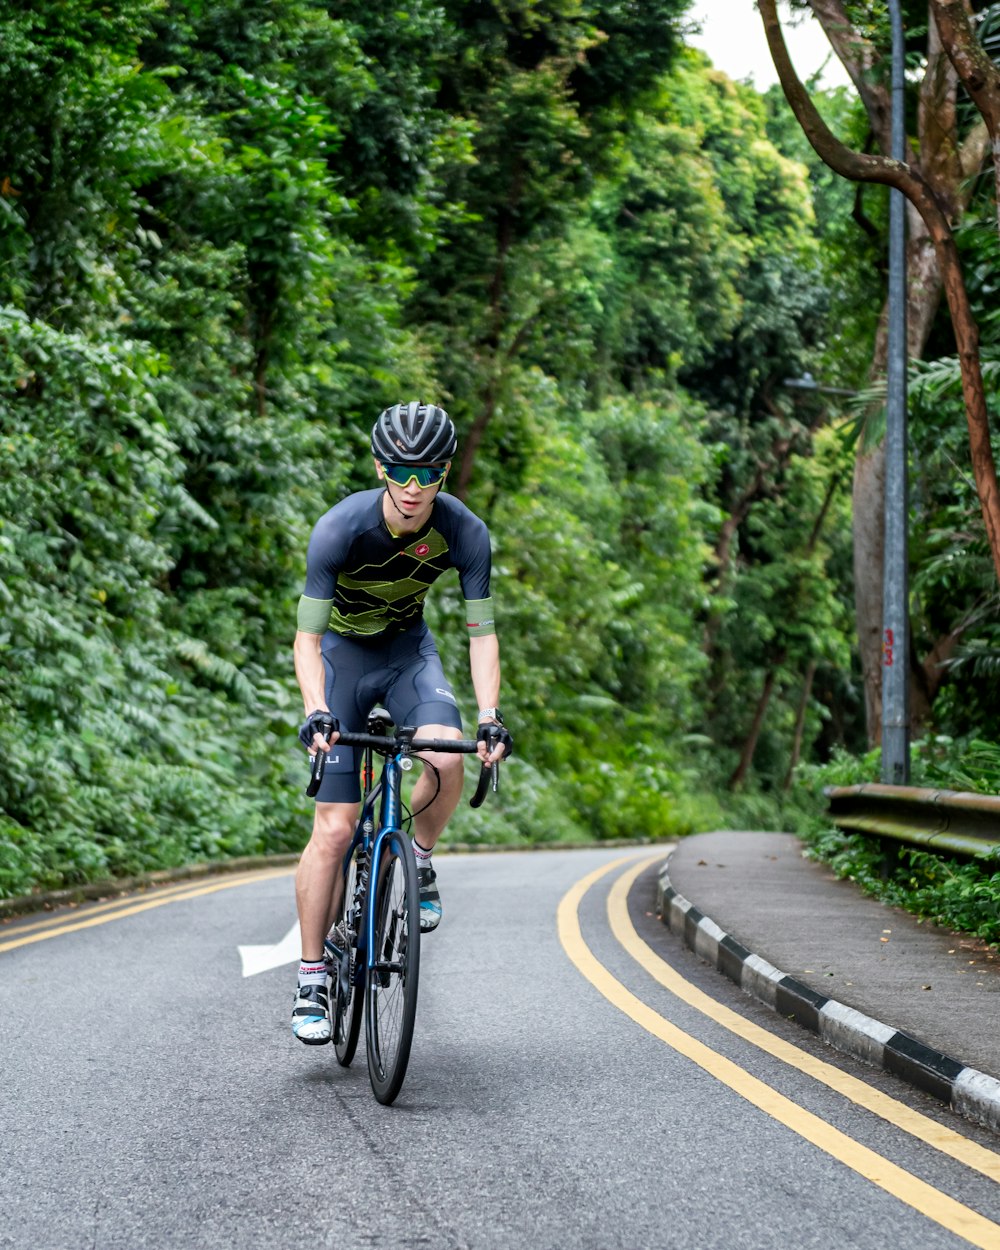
[455,161,523,500]
[783,659,818,792]
[854,218,943,740]
[455,386,496,502]
[729,660,782,790]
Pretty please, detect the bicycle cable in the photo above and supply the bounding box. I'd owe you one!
[405,755,442,828]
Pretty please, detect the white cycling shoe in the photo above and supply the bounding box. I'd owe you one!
[291,981,332,1045]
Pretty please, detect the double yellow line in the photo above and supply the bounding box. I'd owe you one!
[558,853,1000,1250]
[0,867,294,955]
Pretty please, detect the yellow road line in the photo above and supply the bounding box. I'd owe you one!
[558,856,1000,1250]
[0,867,295,954]
[608,855,1000,1183]
[0,873,278,938]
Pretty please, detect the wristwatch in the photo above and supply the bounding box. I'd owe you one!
[478,707,504,724]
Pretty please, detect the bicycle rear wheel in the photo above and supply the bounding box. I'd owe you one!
[365,834,421,1105]
[333,848,364,1067]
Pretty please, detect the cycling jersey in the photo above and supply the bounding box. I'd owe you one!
[296,489,495,641]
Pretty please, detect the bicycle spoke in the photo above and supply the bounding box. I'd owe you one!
[333,847,364,1067]
[365,840,420,1104]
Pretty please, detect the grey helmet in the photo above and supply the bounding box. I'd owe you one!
[371,402,457,465]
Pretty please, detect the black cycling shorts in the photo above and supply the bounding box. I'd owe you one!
[312,621,462,804]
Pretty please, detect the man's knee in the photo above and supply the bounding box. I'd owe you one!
[309,803,357,854]
[435,751,465,782]
[416,724,465,781]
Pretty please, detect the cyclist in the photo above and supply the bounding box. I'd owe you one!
[291,401,513,1045]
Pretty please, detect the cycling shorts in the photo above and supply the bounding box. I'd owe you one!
[312,622,462,804]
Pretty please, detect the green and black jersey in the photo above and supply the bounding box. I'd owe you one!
[297,489,495,640]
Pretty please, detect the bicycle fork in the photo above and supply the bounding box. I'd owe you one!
[366,754,410,986]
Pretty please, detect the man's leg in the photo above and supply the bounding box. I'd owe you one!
[410,723,465,849]
[296,801,359,957]
[292,800,358,1045]
[409,724,464,932]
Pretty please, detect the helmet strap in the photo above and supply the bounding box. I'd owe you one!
[383,478,414,522]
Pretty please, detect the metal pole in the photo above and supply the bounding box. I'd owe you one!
[882,0,909,783]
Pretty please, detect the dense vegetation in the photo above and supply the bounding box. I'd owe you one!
[1,1,999,907]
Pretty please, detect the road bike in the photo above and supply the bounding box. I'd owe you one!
[306,709,501,1105]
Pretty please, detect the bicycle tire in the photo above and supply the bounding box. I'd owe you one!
[333,849,364,1067]
[365,834,421,1105]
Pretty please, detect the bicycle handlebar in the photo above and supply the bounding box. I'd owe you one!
[335,732,481,753]
[305,726,503,805]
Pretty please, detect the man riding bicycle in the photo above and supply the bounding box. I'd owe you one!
[291,402,513,1045]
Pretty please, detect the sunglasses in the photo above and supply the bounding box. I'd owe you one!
[382,463,449,488]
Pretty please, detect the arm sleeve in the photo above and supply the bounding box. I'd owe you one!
[297,595,334,635]
[297,510,348,635]
[455,513,495,637]
[464,597,496,637]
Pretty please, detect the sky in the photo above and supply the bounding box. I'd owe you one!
[685,2,853,90]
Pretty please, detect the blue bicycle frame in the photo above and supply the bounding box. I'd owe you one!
[358,750,407,978]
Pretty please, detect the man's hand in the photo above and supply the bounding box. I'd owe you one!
[299,709,340,754]
[477,721,512,765]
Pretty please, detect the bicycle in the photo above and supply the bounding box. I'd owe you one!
[306,709,502,1105]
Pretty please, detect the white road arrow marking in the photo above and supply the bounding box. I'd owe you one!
[238,920,301,978]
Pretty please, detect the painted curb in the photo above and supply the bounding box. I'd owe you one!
[656,855,1000,1136]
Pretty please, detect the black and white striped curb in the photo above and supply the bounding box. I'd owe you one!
[656,858,1000,1135]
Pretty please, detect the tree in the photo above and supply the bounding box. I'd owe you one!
[760,0,1000,743]
[411,0,690,497]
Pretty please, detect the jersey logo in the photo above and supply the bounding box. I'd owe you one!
[414,543,431,557]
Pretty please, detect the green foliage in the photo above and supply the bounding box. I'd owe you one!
[797,816,1000,946]
[0,309,310,898]
[786,741,1000,943]
[0,1,864,896]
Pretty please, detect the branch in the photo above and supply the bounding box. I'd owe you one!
[759,0,907,186]
[920,622,967,703]
[759,0,1000,585]
[959,119,989,182]
[919,7,961,211]
[808,0,894,154]
[930,0,1000,228]
[930,0,1000,130]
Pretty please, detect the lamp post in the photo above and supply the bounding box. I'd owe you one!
[782,372,857,398]
[882,0,909,784]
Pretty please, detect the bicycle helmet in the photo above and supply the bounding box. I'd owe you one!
[371,402,457,465]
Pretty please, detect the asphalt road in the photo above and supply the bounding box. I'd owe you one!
[2,848,999,1249]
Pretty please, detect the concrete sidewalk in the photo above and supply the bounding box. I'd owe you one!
[656,830,1000,1134]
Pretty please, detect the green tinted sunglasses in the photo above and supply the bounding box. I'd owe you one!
[382,463,449,488]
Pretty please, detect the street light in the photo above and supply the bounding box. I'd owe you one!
[882,0,909,784]
[782,372,858,398]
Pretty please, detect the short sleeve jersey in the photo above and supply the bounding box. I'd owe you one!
[297,489,495,640]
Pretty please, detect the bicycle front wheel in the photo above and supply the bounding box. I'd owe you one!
[333,849,364,1068]
[365,835,421,1105]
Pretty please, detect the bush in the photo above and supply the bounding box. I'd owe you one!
[791,743,1000,944]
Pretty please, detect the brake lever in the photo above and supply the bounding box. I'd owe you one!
[304,720,336,797]
[470,727,503,809]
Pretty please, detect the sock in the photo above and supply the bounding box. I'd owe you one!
[412,837,433,865]
[298,959,326,987]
